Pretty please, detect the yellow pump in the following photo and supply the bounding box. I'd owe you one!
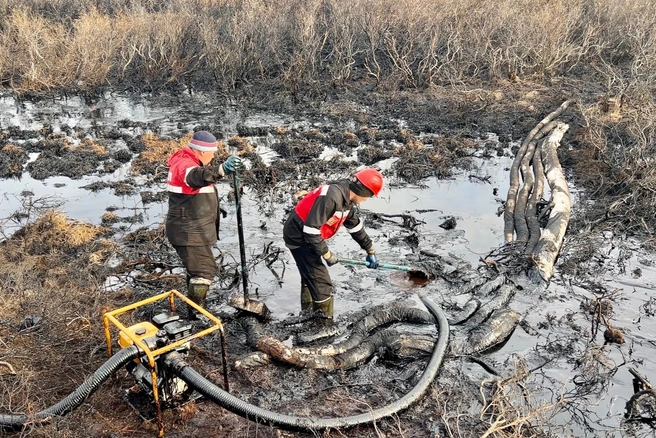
[103,289,229,437]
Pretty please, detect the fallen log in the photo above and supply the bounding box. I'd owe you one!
[388,309,521,358]
[255,328,404,370]
[513,139,538,242]
[235,304,436,369]
[449,309,521,357]
[525,144,545,254]
[515,120,559,244]
[530,123,571,282]
[504,99,575,242]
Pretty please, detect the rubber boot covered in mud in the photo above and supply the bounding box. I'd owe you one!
[300,283,312,313]
[297,295,339,345]
[187,277,210,320]
[312,295,334,321]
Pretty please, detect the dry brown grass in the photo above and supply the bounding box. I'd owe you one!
[8,210,107,253]
[0,0,653,95]
[0,144,27,178]
[227,136,252,152]
[130,132,190,177]
[0,210,126,433]
[64,139,108,156]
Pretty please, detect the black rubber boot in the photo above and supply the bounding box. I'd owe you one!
[312,295,334,318]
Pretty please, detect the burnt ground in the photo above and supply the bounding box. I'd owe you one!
[0,79,654,438]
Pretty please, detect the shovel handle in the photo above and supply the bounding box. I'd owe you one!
[338,257,416,272]
[233,171,250,300]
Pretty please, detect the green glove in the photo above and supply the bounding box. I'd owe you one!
[222,155,243,175]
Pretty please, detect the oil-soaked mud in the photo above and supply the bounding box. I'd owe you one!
[0,89,655,438]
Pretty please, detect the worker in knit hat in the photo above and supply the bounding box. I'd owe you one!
[165,130,243,319]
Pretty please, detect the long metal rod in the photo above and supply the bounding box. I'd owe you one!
[338,257,417,272]
[233,172,250,302]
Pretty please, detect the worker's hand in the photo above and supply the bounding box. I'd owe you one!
[323,251,339,267]
[222,155,243,175]
[365,253,378,269]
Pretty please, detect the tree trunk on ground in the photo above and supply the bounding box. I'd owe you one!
[530,123,571,281]
[504,99,575,242]
[513,139,537,242]
[525,145,545,254]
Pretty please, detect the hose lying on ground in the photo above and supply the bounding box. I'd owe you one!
[0,346,141,429]
[166,296,449,431]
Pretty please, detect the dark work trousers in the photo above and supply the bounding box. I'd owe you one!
[289,244,333,302]
[173,245,217,283]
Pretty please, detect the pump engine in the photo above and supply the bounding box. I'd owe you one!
[118,311,193,405]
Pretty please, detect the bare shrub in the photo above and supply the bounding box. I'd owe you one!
[379,0,440,88]
[65,8,123,90]
[0,0,654,92]
[476,358,573,438]
[0,8,68,90]
[273,0,327,97]
[197,1,288,92]
[115,11,203,89]
[320,1,363,86]
[573,94,656,239]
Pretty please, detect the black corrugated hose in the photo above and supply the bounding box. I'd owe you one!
[167,296,449,431]
[0,346,141,429]
[0,297,448,432]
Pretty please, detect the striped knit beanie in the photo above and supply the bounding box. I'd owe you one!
[189,131,218,152]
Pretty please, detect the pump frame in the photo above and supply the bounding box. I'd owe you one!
[103,289,229,437]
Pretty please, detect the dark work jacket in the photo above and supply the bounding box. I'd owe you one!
[165,147,225,247]
[283,180,373,256]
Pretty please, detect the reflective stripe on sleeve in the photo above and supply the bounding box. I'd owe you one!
[184,166,198,185]
[167,184,215,193]
[303,225,322,235]
[347,220,364,233]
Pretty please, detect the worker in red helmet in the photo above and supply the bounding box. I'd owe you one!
[166,130,243,319]
[283,168,384,322]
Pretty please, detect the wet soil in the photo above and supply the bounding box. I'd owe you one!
[0,81,654,438]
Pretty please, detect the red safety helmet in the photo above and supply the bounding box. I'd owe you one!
[354,168,384,197]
